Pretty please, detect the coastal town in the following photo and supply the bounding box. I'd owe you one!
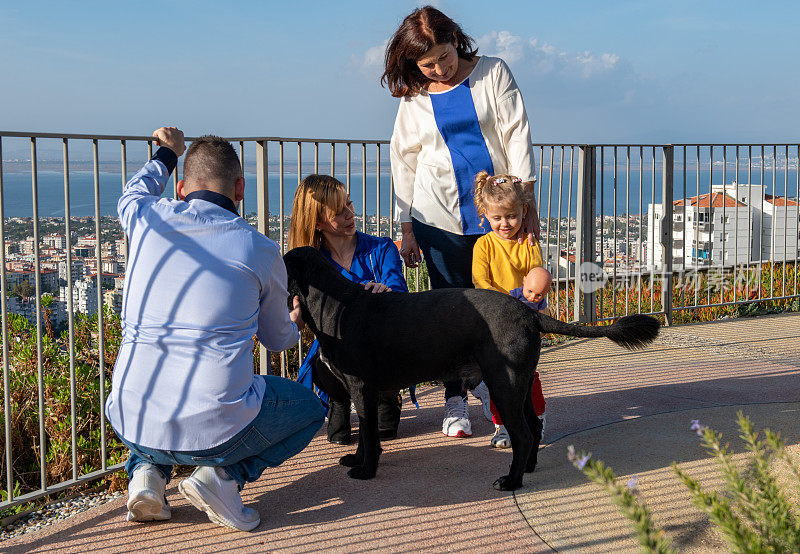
[2,210,655,331]
[0,213,296,329]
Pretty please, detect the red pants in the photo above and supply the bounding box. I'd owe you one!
[489,371,546,425]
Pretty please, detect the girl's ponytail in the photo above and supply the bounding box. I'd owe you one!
[474,171,491,220]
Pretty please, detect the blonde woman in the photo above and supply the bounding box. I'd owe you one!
[288,174,408,443]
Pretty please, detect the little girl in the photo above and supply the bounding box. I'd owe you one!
[471,171,548,448]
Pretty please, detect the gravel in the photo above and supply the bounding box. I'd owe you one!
[0,490,125,541]
[655,328,776,360]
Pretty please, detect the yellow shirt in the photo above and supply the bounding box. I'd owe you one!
[472,232,544,293]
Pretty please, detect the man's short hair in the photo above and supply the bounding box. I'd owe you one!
[183,135,242,192]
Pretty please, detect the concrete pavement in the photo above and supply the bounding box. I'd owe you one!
[4,312,800,552]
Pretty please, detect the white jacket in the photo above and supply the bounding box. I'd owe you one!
[390,56,536,235]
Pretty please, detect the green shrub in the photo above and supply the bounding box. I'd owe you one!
[0,307,128,517]
[570,412,800,553]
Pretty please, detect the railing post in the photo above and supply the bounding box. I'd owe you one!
[661,146,674,326]
[574,145,597,323]
[256,140,271,375]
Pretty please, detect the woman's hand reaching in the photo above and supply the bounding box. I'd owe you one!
[364,282,391,293]
[400,223,421,268]
[520,183,541,245]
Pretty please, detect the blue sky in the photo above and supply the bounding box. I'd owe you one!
[1,1,798,144]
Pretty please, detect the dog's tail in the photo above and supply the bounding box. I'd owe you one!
[536,313,660,350]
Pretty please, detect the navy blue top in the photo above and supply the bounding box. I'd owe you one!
[510,286,548,311]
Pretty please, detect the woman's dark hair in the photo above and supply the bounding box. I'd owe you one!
[381,6,478,98]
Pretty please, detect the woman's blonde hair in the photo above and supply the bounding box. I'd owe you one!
[473,171,531,221]
[288,174,348,250]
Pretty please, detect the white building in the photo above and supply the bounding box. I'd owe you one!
[58,259,86,287]
[60,279,99,315]
[76,235,96,248]
[21,237,37,255]
[101,258,121,274]
[647,182,800,270]
[760,194,800,263]
[42,234,67,249]
[115,238,127,261]
[541,244,576,280]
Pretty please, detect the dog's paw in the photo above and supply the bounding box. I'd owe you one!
[492,475,522,491]
[339,454,361,467]
[347,466,377,480]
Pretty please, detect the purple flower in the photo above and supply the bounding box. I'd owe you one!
[627,475,638,490]
[690,419,706,436]
[568,445,591,469]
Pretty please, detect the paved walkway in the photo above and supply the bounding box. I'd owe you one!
[5,313,800,552]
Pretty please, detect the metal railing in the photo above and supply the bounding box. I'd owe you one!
[0,132,798,510]
[531,143,799,325]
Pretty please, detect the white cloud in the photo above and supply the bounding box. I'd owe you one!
[478,30,525,64]
[361,39,389,70]
[477,31,620,79]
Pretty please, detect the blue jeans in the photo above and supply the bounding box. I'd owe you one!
[411,218,481,290]
[115,375,325,489]
[412,218,482,399]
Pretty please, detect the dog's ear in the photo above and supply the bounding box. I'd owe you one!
[283,247,312,297]
[283,247,304,280]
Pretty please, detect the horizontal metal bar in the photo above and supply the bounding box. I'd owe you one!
[0,131,390,144]
[0,132,162,141]
[2,133,798,149]
[212,137,390,145]
[0,464,125,510]
[674,143,800,147]
[594,311,666,323]
[674,294,800,312]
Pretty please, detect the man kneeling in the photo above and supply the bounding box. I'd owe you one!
[105,127,324,531]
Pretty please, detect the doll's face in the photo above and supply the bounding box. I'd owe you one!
[522,271,551,303]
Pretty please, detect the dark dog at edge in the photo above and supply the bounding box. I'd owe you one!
[284,246,660,491]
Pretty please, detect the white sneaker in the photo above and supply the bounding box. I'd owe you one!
[490,424,511,448]
[126,463,171,522]
[442,396,472,437]
[470,381,493,422]
[178,466,260,532]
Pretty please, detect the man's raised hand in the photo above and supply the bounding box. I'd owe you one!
[153,127,186,157]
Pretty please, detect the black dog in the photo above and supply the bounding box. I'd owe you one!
[284,246,659,491]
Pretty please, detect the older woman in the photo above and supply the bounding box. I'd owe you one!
[288,174,408,443]
[385,6,541,438]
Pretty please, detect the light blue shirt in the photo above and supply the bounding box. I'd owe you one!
[105,153,299,451]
